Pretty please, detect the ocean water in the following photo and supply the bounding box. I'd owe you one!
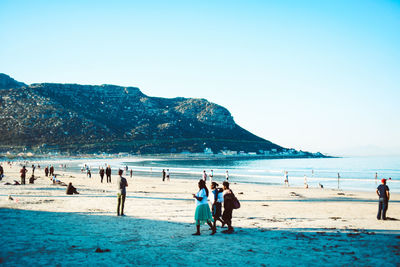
[69,156,400,193]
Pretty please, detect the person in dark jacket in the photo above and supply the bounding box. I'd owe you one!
[66,182,79,195]
[106,165,112,183]
[222,181,234,234]
[99,167,105,183]
[376,178,390,220]
[44,166,49,177]
[49,165,54,176]
[117,169,128,216]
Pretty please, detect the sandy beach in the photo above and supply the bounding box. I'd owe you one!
[0,161,399,266]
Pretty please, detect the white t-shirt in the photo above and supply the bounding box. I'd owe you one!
[210,189,224,204]
[195,188,209,206]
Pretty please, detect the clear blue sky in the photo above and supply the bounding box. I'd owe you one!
[1,0,399,156]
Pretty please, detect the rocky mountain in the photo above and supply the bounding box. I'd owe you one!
[0,73,287,155]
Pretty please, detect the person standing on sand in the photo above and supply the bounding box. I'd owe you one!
[32,164,35,175]
[166,169,170,181]
[376,178,390,220]
[192,179,214,235]
[162,169,166,182]
[284,171,289,187]
[49,165,54,176]
[106,165,112,183]
[304,175,308,188]
[117,169,128,216]
[210,182,224,231]
[99,167,105,183]
[210,169,214,183]
[44,166,49,177]
[130,169,133,178]
[221,181,235,234]
[20,166,28,185]
[375,172,378,185]
[225,170,229,181]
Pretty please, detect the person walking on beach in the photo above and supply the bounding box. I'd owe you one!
[210,169,214,183]
[166,169,170,181]
[202,170,208,182]
[222,181,235,234]
[304,175,308,188]
[130,169,133,178]
[337,173,340,189]
[44,166,49,177]
[20,166,28,185]
[49,165,54,176]
[192,179,214,235]
[376,178,390,220]
[106,165,112,183]
[162,169,166,182]
[375,172,378,185]
[99,167,105,183]
[32,164,36,175]
[284,171,289,187]
[210,182,224,231]
[117,169,128,216]
[225,170,229,181]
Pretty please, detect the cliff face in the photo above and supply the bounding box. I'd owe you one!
[0,74,283,154]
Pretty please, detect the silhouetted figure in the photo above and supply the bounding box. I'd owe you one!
[117,169,128,216]
[20,166,28,185]
[99,167,105,183]
[49,165,54,176]
[29,175,36,184]
[44,166,49,177]
[0,164,4,180]
[106,166,112,183]
[66,182,79,195]
[162,169,166,182]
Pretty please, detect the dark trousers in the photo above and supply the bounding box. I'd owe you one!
[222,208,233,229]
[21,176,26,185]
[377,199,388,220]
[107,175,111,183]
[117,193,126,215]
[100,175,104,183]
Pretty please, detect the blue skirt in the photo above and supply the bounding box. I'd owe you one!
[194,204,213,225]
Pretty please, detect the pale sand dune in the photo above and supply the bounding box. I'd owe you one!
[0,162,399,266]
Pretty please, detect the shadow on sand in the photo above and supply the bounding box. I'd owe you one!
[0,208,399,266]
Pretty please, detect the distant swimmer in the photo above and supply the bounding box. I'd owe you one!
[210,169,214,183]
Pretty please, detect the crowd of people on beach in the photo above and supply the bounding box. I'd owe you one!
[0,160,395,229]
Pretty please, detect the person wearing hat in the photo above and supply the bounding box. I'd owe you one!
[376,178,390,220]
